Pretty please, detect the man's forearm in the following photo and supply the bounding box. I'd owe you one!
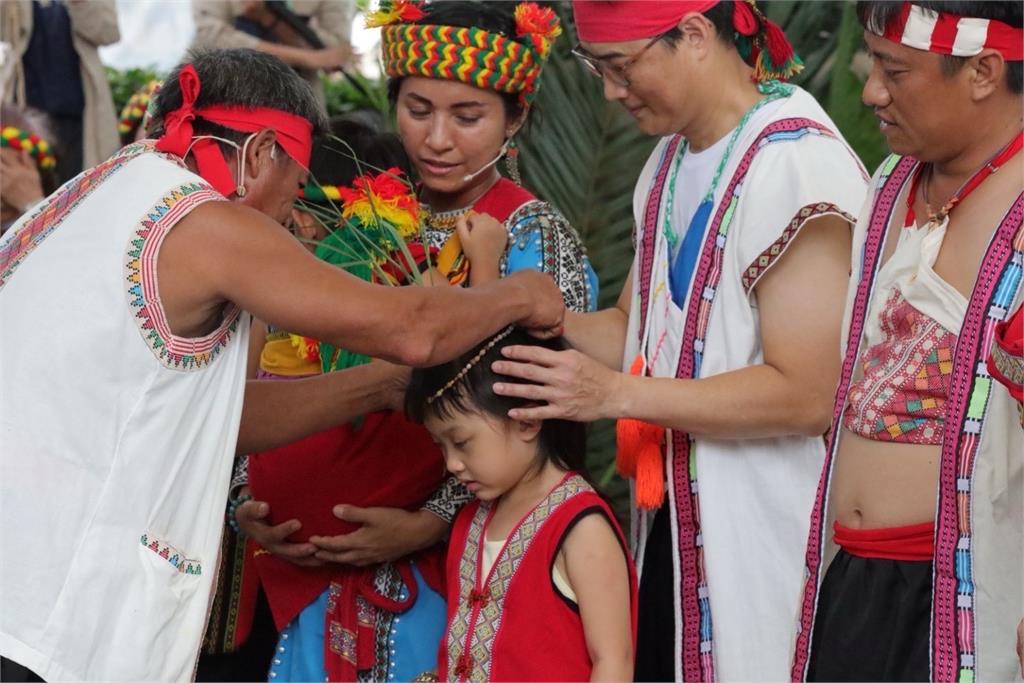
[237,362,395,454]
[564,308,629,369]
[614,363,833,439]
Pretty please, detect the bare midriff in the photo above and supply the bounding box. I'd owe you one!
[830,430,940,529]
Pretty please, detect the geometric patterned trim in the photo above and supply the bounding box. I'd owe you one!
[791,154,916,681]
[931,194,1023,682]
[989,332,1024,390]
[0,141,153,291]
[741,202,856,295]
[663,118,839,683]
[124,182,239,371]
[140,532,203,575]
[446,473,590,682]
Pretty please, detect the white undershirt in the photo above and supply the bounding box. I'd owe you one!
[669,99,786,249]
[481,538,577,603]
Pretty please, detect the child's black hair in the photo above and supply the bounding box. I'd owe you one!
[311,115,413,188]
[405,326,586,474]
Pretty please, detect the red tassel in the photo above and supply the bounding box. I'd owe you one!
[763,18,795,69]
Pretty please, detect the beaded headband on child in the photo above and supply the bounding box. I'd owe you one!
[427,325,515,404]
[877,2,1023,61]
[118,80,161,135]
[369,0,562,106]
[1,126,57,169]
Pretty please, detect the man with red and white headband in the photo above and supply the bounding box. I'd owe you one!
[489,1,867,680]
[0,49,564,682]
[791,3,1024,681]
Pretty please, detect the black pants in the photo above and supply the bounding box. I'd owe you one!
[195,586,278,682]
[808,549,931,681]
[0,657,44,682]
[635,505,676,682]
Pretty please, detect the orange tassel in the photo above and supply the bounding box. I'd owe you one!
[615,418,643,477]
[616,353,666,509]
[635,441,665,510]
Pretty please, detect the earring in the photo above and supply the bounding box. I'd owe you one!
[504,137,521,185]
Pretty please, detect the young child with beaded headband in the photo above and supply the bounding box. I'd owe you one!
[405,326,637,681]
[221,118,460,683]
[370,0,599,312]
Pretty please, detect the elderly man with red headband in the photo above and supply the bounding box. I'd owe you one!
[0,48,564,683]
[489,1,867,680]
[790,2,1024,681]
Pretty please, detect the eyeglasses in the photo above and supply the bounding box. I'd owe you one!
[571,33,666,88]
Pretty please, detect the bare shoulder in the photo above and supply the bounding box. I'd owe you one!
[561,510,624,562]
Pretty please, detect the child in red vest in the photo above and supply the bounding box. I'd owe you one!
[406,326,637,682]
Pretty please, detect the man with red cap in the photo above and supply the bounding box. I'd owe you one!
[490,1,867,680]
[792,2,1024,681]
[0,48,564,682]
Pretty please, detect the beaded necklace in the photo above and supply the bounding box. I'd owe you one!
[423,173,502,232]
[663,80,791,303]
[903,130,1023,230]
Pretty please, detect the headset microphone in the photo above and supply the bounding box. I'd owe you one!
[461,141,510,182]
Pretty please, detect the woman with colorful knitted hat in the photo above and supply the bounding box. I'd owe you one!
[0,104,59,235]
[373,0,599,313]
[225,121,453,683]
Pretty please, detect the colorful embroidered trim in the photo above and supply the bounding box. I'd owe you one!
[140,532,203,575]
[125,182,240,371]
[931,194,1023,682]
[447,474,589,682]
[376,2,561,106]
[791,154,914,681]
[118,80,161,135]
[0,141,153,291]
[1,125,56,169]
[741,202,854,294]
[634,118,843,682]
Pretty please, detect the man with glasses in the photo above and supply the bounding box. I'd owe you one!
[491,1,868,680]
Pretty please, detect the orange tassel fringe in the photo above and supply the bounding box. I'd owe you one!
[615,354,666,510]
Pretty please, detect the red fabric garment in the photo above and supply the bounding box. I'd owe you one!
[440,474,638,682]
[572,0,716,42]
[833,521,935,562]
[155,64,313,197]
[248,411,447,631]
[988,303,1024,403]
[473,177,535,219]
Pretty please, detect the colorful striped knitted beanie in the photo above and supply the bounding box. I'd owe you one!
[369,0,562,106]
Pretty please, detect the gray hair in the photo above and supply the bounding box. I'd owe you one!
[150,48,328,148]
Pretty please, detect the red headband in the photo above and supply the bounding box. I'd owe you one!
[155,64,314,197]
[572,0,800,81]
[880,2,1023,61]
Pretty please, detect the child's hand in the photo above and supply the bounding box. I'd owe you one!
[456,211,507,282]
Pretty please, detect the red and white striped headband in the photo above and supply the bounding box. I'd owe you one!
[880,3,1023,61]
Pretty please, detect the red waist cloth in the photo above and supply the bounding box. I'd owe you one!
[833,520,935,561]
[248,410,447,629]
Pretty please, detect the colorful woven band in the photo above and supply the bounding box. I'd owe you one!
[298,184,344,202]
[156,64,314,197]
[118,80,161,135]
[880,2,1023,60]
[0,126,56,169]
[374,1,561,106]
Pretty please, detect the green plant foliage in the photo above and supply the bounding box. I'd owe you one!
[765,0,888,170]
[105,65,161,115]
[322,71,391,123]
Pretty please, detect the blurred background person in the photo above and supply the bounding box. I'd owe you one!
[0,0,120,182]
[1,103,58,235]
[191,0,355,108]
